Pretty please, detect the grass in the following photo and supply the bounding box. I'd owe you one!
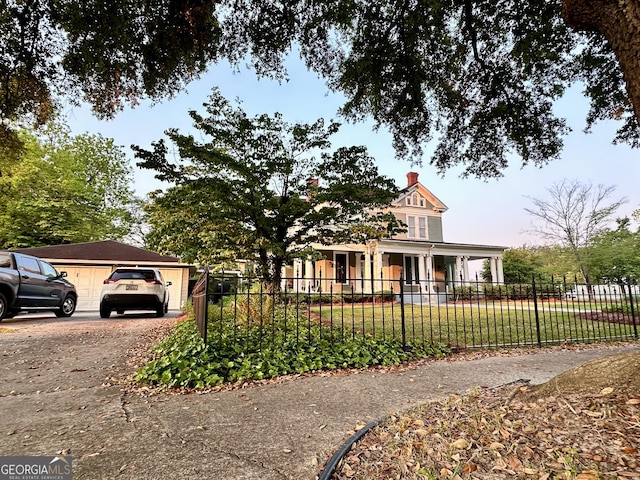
[310,299,638,348]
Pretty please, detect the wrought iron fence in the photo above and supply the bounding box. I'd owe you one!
[196,274,639,350]
[191,267,209,344]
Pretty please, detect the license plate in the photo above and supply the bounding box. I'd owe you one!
[126,284,138,291]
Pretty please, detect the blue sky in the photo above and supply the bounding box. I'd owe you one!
[64,56,640,250]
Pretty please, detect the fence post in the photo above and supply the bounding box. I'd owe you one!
[532,276,542,347]
[399,271,406,349]
[627,282,639,339]
[192,266,209,346]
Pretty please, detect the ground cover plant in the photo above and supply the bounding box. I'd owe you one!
[135,304,449,389]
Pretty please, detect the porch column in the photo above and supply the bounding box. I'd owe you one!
[490,257,498,284]
[497,256,505,284]
[462,256,470,284]
[426,252,434,293]
[455,256,463,284]
[418,254,427,293]
[305,258,314,291]
[293,258,303,291]
[374,249,383,292]
[363,249,372,294]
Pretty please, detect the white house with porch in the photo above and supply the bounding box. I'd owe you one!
[283,172,506,302]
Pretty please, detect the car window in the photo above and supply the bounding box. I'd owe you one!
[0,253,11,268]
[40,261,58,278]
[111,269,157,281]
[16,256,41,275]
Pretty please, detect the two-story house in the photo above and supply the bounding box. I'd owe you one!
[285,172,506,300]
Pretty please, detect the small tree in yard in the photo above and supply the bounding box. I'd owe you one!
[524,179,626,293]
[134,88,403,291]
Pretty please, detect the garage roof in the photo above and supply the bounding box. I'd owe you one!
[14,240,180,263]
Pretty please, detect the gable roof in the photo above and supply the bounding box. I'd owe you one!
[14,240,180,263]
[397,183,448,212]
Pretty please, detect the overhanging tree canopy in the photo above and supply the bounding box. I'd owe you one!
[0,127,139,247]
[134,88,403,286]
[2,1,639,177]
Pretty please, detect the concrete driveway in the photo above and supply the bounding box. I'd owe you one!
[1,311,638,479]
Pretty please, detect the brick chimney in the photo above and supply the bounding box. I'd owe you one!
[407,172,419,187]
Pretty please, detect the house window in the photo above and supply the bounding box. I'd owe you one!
[335,253,348,284]
[404,255,420,284]
[419,217,426,238]
[407,216,427,239]
[407,216,416,237]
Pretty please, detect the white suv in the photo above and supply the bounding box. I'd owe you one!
[99,267,171,318]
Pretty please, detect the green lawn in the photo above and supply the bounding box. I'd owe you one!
[309,300,637,347]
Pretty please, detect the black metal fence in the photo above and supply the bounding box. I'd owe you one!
[196,274,639,350]
[192,267,209,344]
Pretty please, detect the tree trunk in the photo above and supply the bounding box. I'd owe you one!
[563,0,640,123]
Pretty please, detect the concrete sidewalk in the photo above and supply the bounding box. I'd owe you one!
[1,314,638,479]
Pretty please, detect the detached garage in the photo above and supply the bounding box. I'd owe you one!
[15,241,193,312]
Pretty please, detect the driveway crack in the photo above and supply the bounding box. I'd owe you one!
[120,391,136,428]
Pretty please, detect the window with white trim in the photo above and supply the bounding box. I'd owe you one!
[407,216,428,239]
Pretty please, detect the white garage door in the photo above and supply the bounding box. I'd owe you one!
[159,268,186,310]
[61,266,112,311]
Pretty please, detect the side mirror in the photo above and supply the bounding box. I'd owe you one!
[166,281,172,286]
[59,271,68,278]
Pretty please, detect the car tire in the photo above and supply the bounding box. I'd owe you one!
[0,292,7,321]
[55,295,77,318]
[156,306,165,318]
[99,303,111,319]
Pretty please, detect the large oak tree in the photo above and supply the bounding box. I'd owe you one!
[134,88,403,288]
[2,1,639,176]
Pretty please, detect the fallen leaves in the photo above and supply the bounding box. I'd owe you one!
[331,387,640,480]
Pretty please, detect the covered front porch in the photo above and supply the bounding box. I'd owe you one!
[282,240,506,302]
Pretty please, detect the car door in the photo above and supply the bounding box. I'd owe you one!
[14,254,59,307]
[38,259,67,306]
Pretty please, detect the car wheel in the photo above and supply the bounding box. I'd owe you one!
[0,292,7,321]
[55,295,77,317]
[156,306,165,318]
[99,303,111,319]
